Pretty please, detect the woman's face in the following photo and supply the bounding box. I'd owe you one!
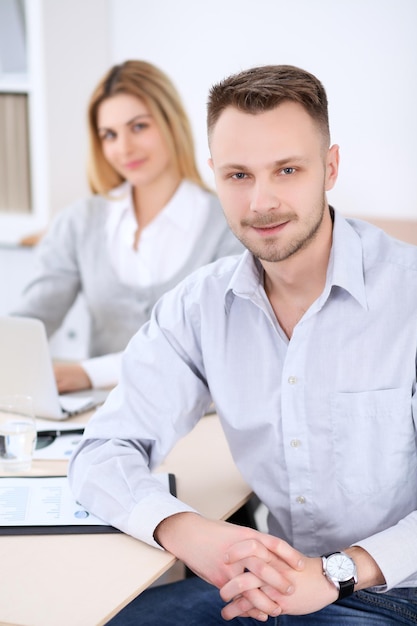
[97,93,174,188]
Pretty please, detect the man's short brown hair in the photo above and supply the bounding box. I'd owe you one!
[207,65,330,147]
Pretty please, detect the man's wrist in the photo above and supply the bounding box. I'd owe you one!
[344,546,385,590]
[154,511,200,551]
[315,556,339,603]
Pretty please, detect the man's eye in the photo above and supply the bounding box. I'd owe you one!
[231,172,247,180]
[281,167,296,175]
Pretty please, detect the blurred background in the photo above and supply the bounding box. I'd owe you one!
[0,0,416,244]
[0,0,416,356]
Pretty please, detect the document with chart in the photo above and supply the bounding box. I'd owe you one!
[0,474,176,534]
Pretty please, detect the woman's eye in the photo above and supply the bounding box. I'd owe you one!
[132,123,148,132]
[99,130,116,141]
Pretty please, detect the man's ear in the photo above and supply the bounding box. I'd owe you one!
[208,157,214,171]
[325,144,340,191]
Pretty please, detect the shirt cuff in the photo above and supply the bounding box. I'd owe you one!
[81,352,122,389]
[127,491,197,549]
[354,512,417,590]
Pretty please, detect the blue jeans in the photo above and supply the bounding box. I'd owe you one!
[106,577,417,625]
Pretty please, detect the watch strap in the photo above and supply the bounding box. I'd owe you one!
[337,578,355,600]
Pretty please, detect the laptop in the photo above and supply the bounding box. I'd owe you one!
[0,316,108,420]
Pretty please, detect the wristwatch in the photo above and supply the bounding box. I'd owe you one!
[321,551,358,600]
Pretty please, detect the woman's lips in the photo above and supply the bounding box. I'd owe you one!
[124,159,146,170]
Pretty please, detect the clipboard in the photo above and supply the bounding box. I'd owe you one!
[0,473,176,535]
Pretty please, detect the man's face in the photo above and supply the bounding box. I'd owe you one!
[209,101,339,265]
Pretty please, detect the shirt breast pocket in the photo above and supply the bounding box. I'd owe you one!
[330,388,415,495]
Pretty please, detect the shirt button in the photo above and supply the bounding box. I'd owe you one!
[296,496,306,504]
[290,439,301,448]
[288,376,297,385]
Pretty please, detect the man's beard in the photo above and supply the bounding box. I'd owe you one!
[232,195,326,263]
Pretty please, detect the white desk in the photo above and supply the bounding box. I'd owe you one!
[0,414,252,626]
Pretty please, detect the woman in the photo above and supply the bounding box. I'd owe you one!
[12,60,241,392]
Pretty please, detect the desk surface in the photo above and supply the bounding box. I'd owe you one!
[0,413,251,626]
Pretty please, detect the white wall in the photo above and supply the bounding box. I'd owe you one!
[39,0,112,218]
[109,0,417,219]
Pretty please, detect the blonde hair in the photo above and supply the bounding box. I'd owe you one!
[87,60,208,194]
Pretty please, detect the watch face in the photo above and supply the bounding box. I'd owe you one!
[326,553,355,582]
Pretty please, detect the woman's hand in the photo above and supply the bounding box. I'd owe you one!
[54,362,92,392]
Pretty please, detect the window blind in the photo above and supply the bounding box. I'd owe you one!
[0,92,31,213]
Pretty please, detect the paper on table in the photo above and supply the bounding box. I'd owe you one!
[0,474,175,530]
[0,476,108,526]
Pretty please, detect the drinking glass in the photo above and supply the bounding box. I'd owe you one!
[0,395,37,471]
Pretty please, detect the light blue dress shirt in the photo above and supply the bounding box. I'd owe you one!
[69,211,417,591]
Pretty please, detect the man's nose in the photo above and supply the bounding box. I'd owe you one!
[249,179,280,213]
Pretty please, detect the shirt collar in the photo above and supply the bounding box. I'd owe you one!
[105,179,202,236]
[105,181,134,243]
[326,210,368,309]
[107,180,132,207]
[161,180,203,233]
[224,251,265,313]
[224,209,368,313]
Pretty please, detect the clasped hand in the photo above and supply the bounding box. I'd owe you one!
[220,532,339,621]
[155,513,338,622]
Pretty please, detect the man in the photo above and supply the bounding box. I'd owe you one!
[69,65,417,624]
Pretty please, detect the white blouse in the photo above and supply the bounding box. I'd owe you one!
[81,180,212,388]
[105,180,211,287]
